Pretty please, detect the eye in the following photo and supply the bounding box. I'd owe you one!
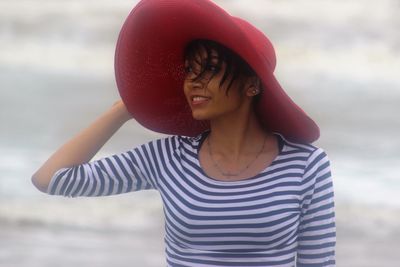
[206,64,219,72]
[184,66,193,73]
[185,65,203,75]
[207,65,216,71]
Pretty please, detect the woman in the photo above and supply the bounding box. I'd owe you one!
[32,0,335,266]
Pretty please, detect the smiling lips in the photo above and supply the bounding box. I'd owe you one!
[191,95,211,106]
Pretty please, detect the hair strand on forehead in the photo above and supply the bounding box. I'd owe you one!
[184,39,259,96]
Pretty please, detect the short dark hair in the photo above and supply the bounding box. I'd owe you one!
[184,39,258,95]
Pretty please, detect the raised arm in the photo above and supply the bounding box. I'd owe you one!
[31,100,132,193]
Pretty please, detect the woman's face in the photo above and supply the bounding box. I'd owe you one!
[183,45,251,121]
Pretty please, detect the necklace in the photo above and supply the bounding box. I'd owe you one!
[207,135,266,177]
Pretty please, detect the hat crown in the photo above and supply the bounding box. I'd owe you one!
[232,17,277,72]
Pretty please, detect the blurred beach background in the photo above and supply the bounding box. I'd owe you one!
[0,0,399,266]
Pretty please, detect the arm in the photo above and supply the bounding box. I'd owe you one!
[31,100,132,193]
[46,144,158,197]
[297,148,336,266]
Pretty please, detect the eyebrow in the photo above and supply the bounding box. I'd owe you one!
[192,55,219,65]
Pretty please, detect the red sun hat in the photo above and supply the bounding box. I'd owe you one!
[115,0,320,143]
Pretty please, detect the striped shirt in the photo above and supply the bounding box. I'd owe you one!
[47,132,336,266]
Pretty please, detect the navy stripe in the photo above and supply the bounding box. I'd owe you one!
[87,166,98,196]
[97,160,113,195]
[166,249,296,266]
[104,157,124,193]
[94,164,106,195]
[298,241,336,250]
[72,166,87,196]
[297,260,336,267]
[60,168,75,196]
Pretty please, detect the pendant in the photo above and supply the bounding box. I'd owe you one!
[221,172,238,177]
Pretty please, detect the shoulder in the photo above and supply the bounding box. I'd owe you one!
[276,133,330,172]
[163,132,206,148]
[277,133,318,153]
[276,135,332,190]
[147,134,201,147]
[137,133,203,155]
[278,133,328,159]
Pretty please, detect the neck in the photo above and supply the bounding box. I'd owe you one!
[208,105,268,160]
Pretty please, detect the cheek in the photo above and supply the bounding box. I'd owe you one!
[214,83,244,103]
[183,80,190,95]
[225,93,245,109]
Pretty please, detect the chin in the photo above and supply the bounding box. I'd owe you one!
[191,114,208,121]
[191,110,213,121]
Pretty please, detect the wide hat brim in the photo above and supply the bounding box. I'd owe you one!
[115,0,320,143]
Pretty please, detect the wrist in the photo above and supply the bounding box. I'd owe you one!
[110,100,133,124]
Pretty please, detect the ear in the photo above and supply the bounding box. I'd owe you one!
[245,76,261,97]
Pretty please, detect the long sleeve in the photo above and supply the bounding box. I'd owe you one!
[297,148,336,266]
[46,140,161,197]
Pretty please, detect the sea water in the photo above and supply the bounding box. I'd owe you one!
[0,0,399,260]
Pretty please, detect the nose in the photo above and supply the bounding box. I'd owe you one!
[191,80,204,90]
[185,75,204,90]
